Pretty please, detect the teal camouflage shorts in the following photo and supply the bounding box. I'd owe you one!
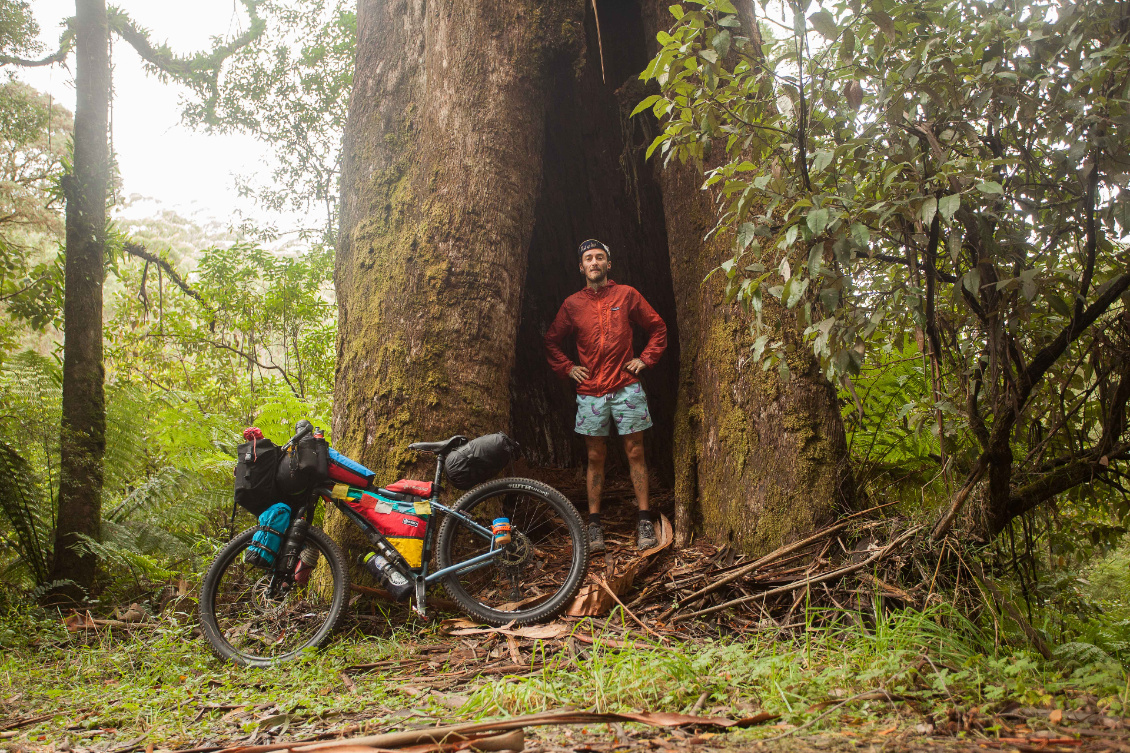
[575,383,653,437]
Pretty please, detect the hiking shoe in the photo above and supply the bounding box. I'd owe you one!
[637,518,658,550]
[587,523,606,553]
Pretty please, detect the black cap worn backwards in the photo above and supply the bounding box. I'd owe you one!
[578,239,610,260]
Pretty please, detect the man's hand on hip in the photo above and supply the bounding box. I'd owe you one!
[625,358,646,375]
[569,365,590,383]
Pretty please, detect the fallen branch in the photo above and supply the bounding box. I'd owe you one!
[593,575,668,643]
[214,709,779,753]
[673,526,923,622]
[570,632,658,652]
[931,455,988,540]
[660,503,896,621]
[0,712,59,731]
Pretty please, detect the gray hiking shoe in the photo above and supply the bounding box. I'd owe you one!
[637,518,658,550]
[587,523,605,553]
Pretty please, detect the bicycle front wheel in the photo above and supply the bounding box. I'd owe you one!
[436,477,588,625]
[198,525,349,667]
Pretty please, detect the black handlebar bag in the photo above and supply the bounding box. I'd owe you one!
[234,438,281,516]
[444,433,518,490]
[276,434,330,496]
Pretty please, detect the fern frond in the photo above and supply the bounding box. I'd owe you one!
[0,439,49,584]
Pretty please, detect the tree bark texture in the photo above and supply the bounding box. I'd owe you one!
[333,0,853,558]
[329,0,581,556]
[50,0,109,597]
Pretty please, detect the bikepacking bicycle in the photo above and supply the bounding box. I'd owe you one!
[198,421,589,666]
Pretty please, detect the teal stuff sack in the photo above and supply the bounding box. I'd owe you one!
[245,503,292,569]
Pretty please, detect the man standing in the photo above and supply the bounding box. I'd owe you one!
[544,239,667,551]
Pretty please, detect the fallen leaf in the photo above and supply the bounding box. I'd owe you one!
[1048,708,1063,724]
[506,635,522,665]
[446,622,568,640]
[878,724,898,735]
[63,611,97,632]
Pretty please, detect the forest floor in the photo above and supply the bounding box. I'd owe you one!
[5,484,1130,752]
[3,597,1130,753]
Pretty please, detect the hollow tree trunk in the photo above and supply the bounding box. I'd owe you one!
[329,0,581,556]
[49,0,109,599]
[333,0,853,561]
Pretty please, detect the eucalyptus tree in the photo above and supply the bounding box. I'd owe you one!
[329,0,853,558]
[641,0,1130,540]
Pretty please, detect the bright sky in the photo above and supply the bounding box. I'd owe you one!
[17,1,306,232]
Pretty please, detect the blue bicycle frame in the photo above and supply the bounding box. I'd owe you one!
[314,450,504,616]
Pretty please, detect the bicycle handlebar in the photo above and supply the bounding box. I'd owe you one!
[282,420,314,451]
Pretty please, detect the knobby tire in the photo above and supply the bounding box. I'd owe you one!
[435,477,588,626]
[198,525,349,667]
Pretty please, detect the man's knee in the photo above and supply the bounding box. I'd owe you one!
[586,439,607,464]
[624,435,645,463]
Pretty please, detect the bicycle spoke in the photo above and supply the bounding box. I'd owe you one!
[209,539,338,662]
[444,488,580,613]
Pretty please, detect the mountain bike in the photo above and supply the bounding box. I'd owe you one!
[198,425,589,667]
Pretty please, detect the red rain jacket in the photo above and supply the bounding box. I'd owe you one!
[544,281,667,397]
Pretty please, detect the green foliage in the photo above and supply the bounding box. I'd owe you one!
[0,81,69,335]
[642,0,1130,534]
[0,438,50,584]
[468,606,1128,723]
[0,0,39,59]
[107,240,335,420]
[842,344,943,504]
[5,605,1129,748]
[0,618,414,745]
[0,351,60,586]
[179,0,356,240]
[105,1,266,121]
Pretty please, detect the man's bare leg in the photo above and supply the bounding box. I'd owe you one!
[623,432,649,512]
[585,435,607,515]
[623,432,656,548]
[584,436,608,551]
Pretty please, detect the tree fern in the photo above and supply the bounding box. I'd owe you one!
[0,440,49,584]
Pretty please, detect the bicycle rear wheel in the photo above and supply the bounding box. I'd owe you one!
[435,477,588,625]
[198,525,349,667]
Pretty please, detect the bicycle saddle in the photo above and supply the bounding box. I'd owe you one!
[407,435,468,454]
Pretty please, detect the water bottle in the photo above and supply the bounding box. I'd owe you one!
[279,518,309,572]
[492,517,511,546]
[293,545,319,585]
[362,552,413,600]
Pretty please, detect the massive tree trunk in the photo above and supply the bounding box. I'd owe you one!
[639,4,854,553]
[329,0,579,555]
[49,0,109,598]
[333,0,852,558]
